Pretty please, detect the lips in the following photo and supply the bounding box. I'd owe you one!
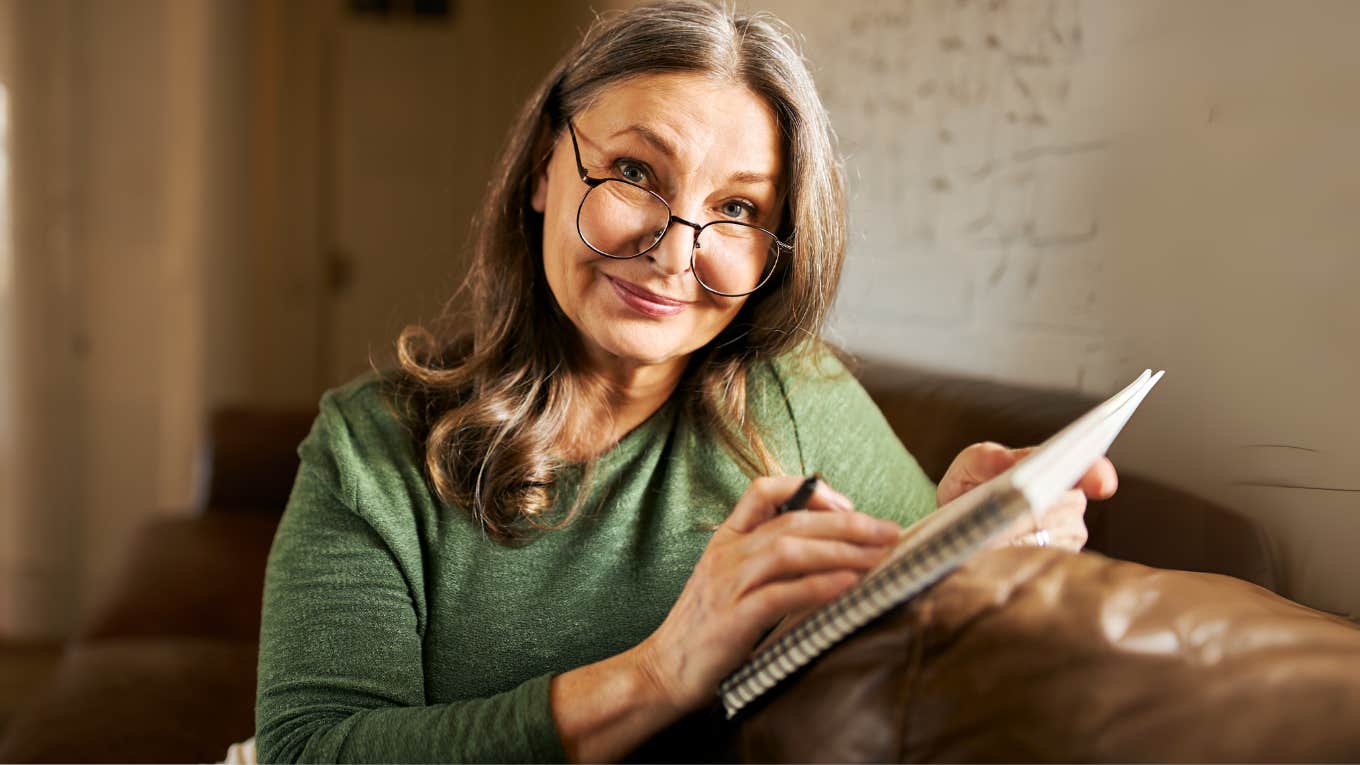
[606,276,689,318]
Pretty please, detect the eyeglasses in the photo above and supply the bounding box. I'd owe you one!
[566,120,793,298]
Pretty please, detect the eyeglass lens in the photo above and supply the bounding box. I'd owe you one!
[578,179,777,296]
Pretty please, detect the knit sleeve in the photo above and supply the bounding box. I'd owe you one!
[254,390,569,764]
[765,350,938,528]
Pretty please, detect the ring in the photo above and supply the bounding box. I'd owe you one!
[1033,529,1050,547]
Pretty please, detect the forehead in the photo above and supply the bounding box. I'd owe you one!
[574,72,783,180]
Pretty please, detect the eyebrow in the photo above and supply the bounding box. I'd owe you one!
[610,124,677,159]
[608,123,779,187]
[726,169,779,186]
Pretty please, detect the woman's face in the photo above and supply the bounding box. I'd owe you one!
[532,72,784,372]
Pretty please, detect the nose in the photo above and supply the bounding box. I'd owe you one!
[645,217,696,278]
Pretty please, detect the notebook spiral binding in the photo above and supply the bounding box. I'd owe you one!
[719,488,1028,718]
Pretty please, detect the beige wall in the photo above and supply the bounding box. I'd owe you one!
[322,2,600,390]
[248,1,599,401]
[1,0,91,638]
[0,0,252,638]
[0,0,598,638]
[1096,1,1359,618]
[758,0,1360,617]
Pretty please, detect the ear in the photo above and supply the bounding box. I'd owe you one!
[531,158,550,214]
[529,118,555,214]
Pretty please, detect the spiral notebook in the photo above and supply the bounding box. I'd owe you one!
[718,369,1165,718]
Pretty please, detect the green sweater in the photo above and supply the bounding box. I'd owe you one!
[255,353,936,763]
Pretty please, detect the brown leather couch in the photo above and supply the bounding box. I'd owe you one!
[0,361,1292,763]
[738,547,1360,762]
[0,409,311,764]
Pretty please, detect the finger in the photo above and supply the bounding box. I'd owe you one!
[993,487,1083,543]
[1033,489,1089,550]
[755,508,901,547]
[1037,488,1088,525]
[736,536,892,596]
[738,570,862,630]
[725,476,854,533]
[1060,521,1089,549]
[1031,511,1089,550]
[1076,457,1118,500]
[807,481,856,513]
[814,482,857,512]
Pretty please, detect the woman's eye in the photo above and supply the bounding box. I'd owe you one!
[721,200,757,220]
[613,159,650,185]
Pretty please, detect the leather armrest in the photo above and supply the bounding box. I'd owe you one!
[204,406,317,515]
[78,513,280,641]
[0,638,258,764]
[738,547,1360,762]
[1087,475,1282,591]
[854,360,1282,591]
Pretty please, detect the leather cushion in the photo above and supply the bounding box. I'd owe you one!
[0,638,258,764]
[78,513,280,641]
[738,547,1360,762]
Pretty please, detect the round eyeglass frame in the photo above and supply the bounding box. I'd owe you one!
[566,120,794,298]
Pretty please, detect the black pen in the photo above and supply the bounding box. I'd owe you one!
[775,472,823,514]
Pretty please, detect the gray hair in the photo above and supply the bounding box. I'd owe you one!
[391,0,849,541]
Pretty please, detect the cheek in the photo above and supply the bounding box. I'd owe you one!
[541,204,594,315]
[698,295,746,332]
[668,295,747,351]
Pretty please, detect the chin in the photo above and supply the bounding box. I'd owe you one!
[590,323,692,367]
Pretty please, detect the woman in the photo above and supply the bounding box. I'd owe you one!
[255,2,1115,762]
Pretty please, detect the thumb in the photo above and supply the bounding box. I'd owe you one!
[958,442,1028,484]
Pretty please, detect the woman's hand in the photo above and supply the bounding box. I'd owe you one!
[936,441,1118,551]
[630,476,900,715]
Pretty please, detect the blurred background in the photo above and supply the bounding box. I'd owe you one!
[0,0,1356,710]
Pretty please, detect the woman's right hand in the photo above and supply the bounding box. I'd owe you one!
[630,475,901,714]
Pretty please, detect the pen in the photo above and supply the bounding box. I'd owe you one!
[775,472,822,514]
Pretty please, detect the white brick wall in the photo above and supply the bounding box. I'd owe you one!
[761,0,1360,619]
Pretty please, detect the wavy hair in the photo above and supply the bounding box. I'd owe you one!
[383,0,847,543]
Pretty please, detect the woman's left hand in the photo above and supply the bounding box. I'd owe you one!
[935,441,1118,551]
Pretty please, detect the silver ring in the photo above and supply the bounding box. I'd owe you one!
[1033,529,1050,547]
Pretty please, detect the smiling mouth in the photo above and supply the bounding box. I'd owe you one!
[606,276,689,317]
